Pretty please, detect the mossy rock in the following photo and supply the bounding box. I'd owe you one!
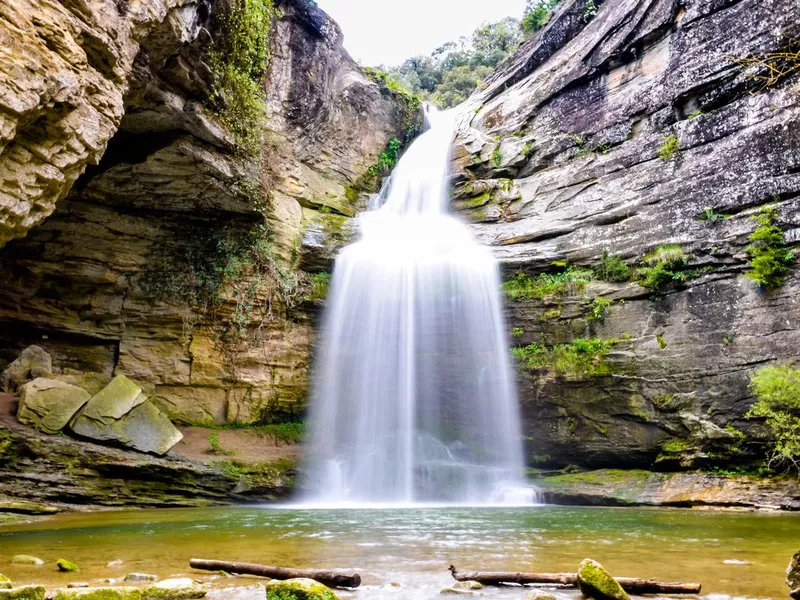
[452,581,483,590]
[141,578,206,600]
[788,551,800,593]
[10,556,44,566]
[0,586,46,600]
[52,587,142,600]
[57,559,80,572]
[577,559,630,600]
[264,578,339,600]
[524,591,556,600]
[0,576,12,590]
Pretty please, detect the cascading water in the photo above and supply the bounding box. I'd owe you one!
[304,107,533,505]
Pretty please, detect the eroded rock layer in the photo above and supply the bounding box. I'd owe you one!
[453,0,800,469]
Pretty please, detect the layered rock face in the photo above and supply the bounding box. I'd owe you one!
[453,0,800,469]
[0,0,408,426]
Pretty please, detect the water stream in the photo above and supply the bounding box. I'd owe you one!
[304,108,530,504]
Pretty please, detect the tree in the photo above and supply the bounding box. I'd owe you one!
[522,0,562,34]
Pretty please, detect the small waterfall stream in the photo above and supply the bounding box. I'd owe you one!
[304,107,532,505]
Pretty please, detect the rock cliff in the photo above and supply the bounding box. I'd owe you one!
[0,0,409,428]
[453,0,800,469]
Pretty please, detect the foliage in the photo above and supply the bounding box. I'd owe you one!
[492,148,503,168]
[207,0,274,155]
[582,0,598,22]
[375,17,523,108]
[368,138,403,177]
[363,68,422,140]
[304,273,332,303]
[688,109,703,120]
[204,421,305,443]
[730,37,800,91]
[746,364,800,472]
[512,327,525,338]
[208,432,234,455]
[512,337,619,376]
[586,297,612,322]
[658,134,681,160]
[522,0,562,34]
[502,268,594,300]
[636,244,691,289]
[744,206,794,288]
[594,249,630,282]
[699,206,724,223]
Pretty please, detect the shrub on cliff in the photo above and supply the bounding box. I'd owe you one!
[747,364,800,472]
[745,206,794,288]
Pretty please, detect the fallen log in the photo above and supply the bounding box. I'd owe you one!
[190,559,361,588]
[448,566,701,594]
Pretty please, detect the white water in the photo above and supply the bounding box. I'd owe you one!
[304,107,532,505]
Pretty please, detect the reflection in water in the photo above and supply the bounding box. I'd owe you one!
[1,506,798,598]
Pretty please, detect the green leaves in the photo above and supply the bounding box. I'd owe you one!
[747,364,800,471]
[745,206,794,288]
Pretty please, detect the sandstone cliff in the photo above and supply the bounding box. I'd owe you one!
[453,0,800,469]
[0,0,409,428]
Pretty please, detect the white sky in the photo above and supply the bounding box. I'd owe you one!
[316,0,528,66]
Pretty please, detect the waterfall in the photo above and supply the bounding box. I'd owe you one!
[303,106,533,505]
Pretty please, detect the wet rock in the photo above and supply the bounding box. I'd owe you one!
[18,379,90,435]
[67,584,89,589]
[452,581,483,590]
[52,588,141,600]
[0,576,11,590]
[263,579,338,600]
[10,556,44,566]
[524,591,556,600]
[440,588,477,596]
[57,559,80,572]
[142,579,207,600]
[0,586,46,600]
[106,561,124,569]
[0,501,59,515]
[788,551,800,599]
[124,574,159,583]
[69,376,182,455]
[1,347,52,393]
[578,559,630,600]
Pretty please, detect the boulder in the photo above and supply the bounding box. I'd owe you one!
[1,347,52,393]
[439,589,476,596]
[141,579,207,600]
[57,559,80,572]
[70,376,182,455]
[106,561,124,568]
[789,551,800,599]
[452,581,483,590]
[0,586,46,600]
[577,559,630,600]
[524,592,556,600]
[10,556,44,566]
[0,576,11,590]
[17,379,90,434]
[263,579,339,600]
[52,588,141,600]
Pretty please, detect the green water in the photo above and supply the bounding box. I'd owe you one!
[0,506,797,599]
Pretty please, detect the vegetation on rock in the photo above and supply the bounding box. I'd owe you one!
[57,559,80,572]
[503,268,594,300]
[594,250,631,282]
[577,559,630,600]
[522,0,563,34]
[264,578,338,600]
[747,364,800,471]
[636,245,692,289]
[658,134,681,161]
[512,338,619,377]
[207,0,274,154]
[744,206,794,288]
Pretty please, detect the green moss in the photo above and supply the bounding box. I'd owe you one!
[512,337,619,377]
[491,148,503,168]
[747,364,800,471]
[636,244,693,289]
[660,439,690,454]
[658,134,681,160]
[52,589,140,600]
[57,559,80,572]
[0,586,46,600]
[511,327,524,338]
[586,297,612,322]
[0,576,12,590]
[594,249,630,282]
[264,579,339,600]
[698,206,724,223]
[502,268,594,301]
[578,559,630,600]
[656,334,667,349]
[744,205,794,288]
[303,273,331,303]
[207,0,274,155]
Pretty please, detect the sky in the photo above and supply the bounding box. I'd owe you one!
[316,0,528,66]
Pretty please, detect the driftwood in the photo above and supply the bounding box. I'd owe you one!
[448,566,701,594]
[190,559,361,588]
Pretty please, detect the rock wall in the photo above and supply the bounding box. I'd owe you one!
[453,0,800,469]
[0,0,409,426]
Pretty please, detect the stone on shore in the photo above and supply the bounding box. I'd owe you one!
[1,347,52,393]
[57,559,80,572]
[452,581,483,590]
[141,579,207,600]
[0,576,11,590]
[10,556,44,566]
[264,579,338,600]
[577,559,630,600]
[18,379,91,435]
[52,587,141,600]
[524,591,557,600]
[0,586,46,600]
[69,375,182,455]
